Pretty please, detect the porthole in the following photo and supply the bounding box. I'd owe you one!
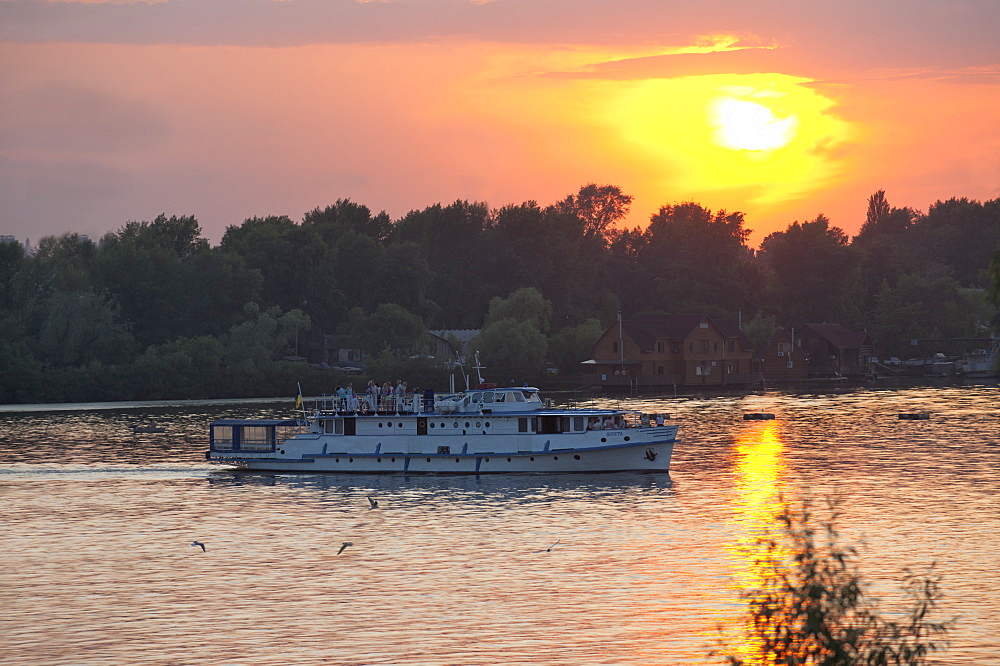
[553,456,558,460]
[391,457,396,462]
[453,422,459,428]
[430,422,435,428]
[426,457,431,462]
[465,422,470,428]
[624,436,630,441]
[485,457,490,462]
[574,455,580,460]
[475,422,481,428]
[387,422,392,427]
[280,450,285,454]
[398,422,403,428]
[335,458,340,462]
[377,457,382,462]
[440,423,446,428]
[507,457,512,462]
[378,423,384,428]
[485,422,490,428]
[530,456,535,461]
[455,458,461,463]
[349,457,354,462]
[601,437,607,442]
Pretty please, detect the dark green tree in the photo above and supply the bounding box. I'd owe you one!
[760,215,853,326]
[92,215,209,346]
[302,199,392,244]
[475,288,552,378]
[553,183,633,244]
[35,290,136,367]
[639,202,760,316]
[912,197,1000,287]
[220,215,345,333]
[390,201,492,328]
[345,303,426,359]
[547,317,604,374]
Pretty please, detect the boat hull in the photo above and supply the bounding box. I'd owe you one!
[212,439,675,474]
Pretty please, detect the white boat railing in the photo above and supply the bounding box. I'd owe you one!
[314,392,419,415]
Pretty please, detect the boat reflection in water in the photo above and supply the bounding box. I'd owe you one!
[723,418,792,663]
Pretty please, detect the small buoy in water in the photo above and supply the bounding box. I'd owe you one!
[743,413,775,420]
[899,412,930,420]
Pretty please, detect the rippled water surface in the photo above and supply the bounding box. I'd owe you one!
[2,385,998,664]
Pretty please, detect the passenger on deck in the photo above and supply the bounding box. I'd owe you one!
[603,416,614,429]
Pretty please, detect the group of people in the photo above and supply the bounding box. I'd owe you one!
[325,380,415,414]
[359,379,412,413]
[586,413,668,430]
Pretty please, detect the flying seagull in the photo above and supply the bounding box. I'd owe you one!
[191,541,206,552]
[535,540,560,553]
[367,496,379,509]
[337,541,353,555]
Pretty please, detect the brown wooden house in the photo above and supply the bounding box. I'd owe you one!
[584,314,758,387]
[758,327,810,382]
[796,323,875,378]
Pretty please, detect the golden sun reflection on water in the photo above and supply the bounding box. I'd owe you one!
[723,419,792,664]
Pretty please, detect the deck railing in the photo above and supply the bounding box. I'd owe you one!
[315,392,419,415]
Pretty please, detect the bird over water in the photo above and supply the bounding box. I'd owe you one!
[191,541,206,552]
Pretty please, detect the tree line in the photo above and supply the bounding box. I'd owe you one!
[1,185,998,403]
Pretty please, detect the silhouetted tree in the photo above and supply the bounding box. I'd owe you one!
[760,215,852,325]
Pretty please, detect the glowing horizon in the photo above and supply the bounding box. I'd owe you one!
[1,1,998,247]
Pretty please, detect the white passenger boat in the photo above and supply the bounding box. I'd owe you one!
[207,384,678,474]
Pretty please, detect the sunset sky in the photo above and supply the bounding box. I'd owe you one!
[2,0,998,247]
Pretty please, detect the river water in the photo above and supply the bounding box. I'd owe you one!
[1,384,998,665]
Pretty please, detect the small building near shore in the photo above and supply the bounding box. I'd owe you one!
[795,323,875,378]
[583,313,757,388]
[758,327,810,382]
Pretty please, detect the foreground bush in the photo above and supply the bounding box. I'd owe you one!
[715,497,951,665]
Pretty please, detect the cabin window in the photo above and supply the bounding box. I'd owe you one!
[573,417,585,431]
[324,419,335,434]
[561,417,571,432]
[482,391,494,403]
[276,424,306,444]
[212,425,234,447]
[495,392,506,402]
[241,426,272,451]
[513,391,525,402]
[538,416,563,434]
[519,418,528,432]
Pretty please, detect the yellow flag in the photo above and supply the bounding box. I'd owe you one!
[295,394,303,409]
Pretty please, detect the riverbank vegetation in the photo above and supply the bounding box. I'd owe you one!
[1,186,998,403]
[714,496,951,665]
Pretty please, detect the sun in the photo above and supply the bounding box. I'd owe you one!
[711,97,798,151]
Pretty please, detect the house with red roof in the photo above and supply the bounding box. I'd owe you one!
[794,323,875,378]
[584,314,758,387]
[758,327,810,382]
